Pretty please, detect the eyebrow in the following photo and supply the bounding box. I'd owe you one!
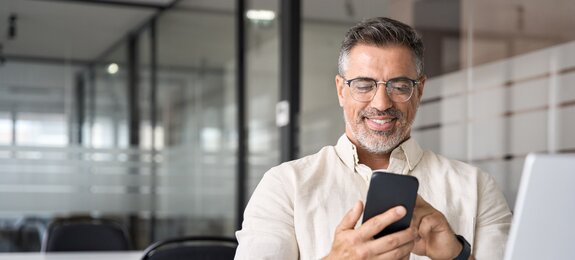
[349,76,376,81]
[349,75,415,81]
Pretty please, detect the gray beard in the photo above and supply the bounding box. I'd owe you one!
[344,108,414,155]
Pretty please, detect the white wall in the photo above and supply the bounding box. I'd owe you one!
[412,40,575,208]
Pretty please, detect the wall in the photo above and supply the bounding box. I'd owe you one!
[412,40,575,207]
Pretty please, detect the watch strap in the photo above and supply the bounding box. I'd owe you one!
[454,234,471,260]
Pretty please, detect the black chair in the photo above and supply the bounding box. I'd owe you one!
[42,216,131,252]
[141,236,237,260]
[15,217,48,251]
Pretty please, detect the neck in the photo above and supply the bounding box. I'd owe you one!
[356,147,392,170]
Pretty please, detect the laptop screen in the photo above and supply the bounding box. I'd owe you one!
[504,153,575,260]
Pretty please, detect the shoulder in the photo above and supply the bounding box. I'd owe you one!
[246,145,339,210]
[417,150,497,191]
[266,145,338,178]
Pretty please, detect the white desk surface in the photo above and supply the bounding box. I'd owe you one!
[0,251,143,260]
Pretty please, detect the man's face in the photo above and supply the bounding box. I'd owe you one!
[336,44,425,154]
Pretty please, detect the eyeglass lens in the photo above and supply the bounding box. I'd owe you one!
[349,78,414,102]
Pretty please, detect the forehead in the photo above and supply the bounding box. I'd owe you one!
[345,44,418,77]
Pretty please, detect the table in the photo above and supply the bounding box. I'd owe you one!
[0,251,143,260]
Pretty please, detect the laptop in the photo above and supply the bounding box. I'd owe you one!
[504,153,575,260]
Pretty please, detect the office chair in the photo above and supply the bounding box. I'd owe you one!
[42,216,131,252]
[15,217,48,251]
[141,236,237,260]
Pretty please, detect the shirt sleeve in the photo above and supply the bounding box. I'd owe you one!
[235,166,299,259]
[473,173,513,260]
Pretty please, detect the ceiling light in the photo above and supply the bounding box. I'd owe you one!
[246,10,276,21]
[107,63,119,74]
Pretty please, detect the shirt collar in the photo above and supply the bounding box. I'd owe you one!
[335,134,424,172]
[335,134,359,171]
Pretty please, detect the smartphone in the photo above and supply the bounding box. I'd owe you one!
[362,171,419,239]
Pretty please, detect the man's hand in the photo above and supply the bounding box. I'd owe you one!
[410,196,466,260]
[324,201,416,260]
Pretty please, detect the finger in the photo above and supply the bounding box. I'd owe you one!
[415,195,425,206]
[360,206,406,239]
[418,213,437,238]
[336,201,364,232]
[410,196,434,232]
[415,195,433,210]
[373,239,415,260]
[366,227,416,255]
[412,214,435,255]
[418,211,452,239]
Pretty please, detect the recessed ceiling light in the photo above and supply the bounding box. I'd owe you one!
[246,10,276,21]
[107,63,119,74]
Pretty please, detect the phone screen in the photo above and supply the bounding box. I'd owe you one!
[362,171,419,239]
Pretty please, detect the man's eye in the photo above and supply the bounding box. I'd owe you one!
[393,84,409,90]
[356,86,372,91]
[353,82,374,92]
[390,81,412,93]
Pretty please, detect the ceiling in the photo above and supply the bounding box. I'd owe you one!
[0,0,393,66]
[0,0,160,63]
[0,0,574,68]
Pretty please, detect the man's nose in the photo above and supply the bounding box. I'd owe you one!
[369,84,393,111]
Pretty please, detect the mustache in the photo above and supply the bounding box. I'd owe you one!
[359,107,403,119]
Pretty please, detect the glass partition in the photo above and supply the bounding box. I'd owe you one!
[0,113,11,145]
[244,0,280,196]
[0,0,156,251]
[153,1,237,239]
[91,44,129,149]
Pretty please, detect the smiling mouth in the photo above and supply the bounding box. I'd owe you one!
[370,118,395,125]
[364,117,397,132]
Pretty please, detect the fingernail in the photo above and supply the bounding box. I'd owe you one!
[354,201,362,212]
[395,206,406,215]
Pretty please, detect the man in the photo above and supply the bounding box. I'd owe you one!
[235,17,511,259]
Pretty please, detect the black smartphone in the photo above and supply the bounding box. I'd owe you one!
[362,171,419,239]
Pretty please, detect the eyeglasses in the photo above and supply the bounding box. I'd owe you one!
[343,76,420,103]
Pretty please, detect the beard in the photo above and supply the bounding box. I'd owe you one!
[344,107,414,155]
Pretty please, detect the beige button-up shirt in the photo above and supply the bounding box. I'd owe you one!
[235,135,512,259]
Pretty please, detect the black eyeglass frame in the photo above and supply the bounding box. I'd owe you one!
[343,76,421,103]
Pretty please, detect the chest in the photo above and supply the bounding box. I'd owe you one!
[290,168,479,260]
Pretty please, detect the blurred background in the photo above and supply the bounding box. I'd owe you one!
[0,0,574,252]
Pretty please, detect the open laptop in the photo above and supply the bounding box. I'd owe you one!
[504,153,575,260]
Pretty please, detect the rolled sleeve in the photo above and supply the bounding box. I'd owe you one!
[473,173,512,259]
[235,167,299,259]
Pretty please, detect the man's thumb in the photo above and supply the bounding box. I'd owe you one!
[337,201,363,231]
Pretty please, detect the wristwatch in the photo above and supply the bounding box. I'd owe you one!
[454,234,471,260]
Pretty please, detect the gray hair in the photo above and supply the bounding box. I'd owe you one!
[338,17,424,77]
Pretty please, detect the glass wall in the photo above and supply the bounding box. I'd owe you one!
[0,113,11,145]
[0,60,87,251]
[455,0,575,207]
[0,0,240,249]
[153,1,237,240]
[0,0,157,251]
[91,44,130,149]
[245,0,280,195]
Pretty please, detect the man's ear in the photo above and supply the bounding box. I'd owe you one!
[416,75,427,101]
[336,75,345,107]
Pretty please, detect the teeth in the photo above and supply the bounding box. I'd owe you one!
[371,119,393,124]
